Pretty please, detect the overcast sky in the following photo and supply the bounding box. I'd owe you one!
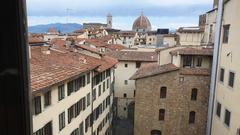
[26,0,213,30]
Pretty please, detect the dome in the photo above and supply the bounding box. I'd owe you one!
[132,12,151,32]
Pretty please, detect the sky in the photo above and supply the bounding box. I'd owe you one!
[26,0,213,30]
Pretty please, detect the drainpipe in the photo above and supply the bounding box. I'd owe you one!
[206,0,224,135]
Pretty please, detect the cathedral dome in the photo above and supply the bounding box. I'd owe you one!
[132,12,151,32]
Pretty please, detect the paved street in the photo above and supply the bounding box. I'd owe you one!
[113,119,133,135]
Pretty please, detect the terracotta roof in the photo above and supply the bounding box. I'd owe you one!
[170,48,213,56]
[28,36,45,44]
[106,51,157,62]
[105,44,127,51]
[98,36,112,43]
[75,45,102,55]
[132,12,151,31]
[180,68,211,76]
[49,38,66,51]
[30,46,117,92]
[130,63,179,80]
[85,39,108,47]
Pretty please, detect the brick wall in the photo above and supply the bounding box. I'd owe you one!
[134,70,210,135]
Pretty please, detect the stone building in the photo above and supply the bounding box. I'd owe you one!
[211,0,240,134]
[107,50,158,119]
[131,46,213,135]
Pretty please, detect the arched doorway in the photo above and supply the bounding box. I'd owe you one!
[151,130,162,135]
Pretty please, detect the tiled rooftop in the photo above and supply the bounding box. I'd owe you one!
[170,47,213,56]
[30,45,117,93]
[130,63,179,80]
[106,51,157,62]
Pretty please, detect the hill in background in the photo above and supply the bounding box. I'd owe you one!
[28,23,82,33]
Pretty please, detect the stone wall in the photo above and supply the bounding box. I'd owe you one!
[134,70,210,135]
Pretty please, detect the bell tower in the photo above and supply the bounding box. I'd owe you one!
[107,13,112,29]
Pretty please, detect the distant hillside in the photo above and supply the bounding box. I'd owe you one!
[28,23,82,33]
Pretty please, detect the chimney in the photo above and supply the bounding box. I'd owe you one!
[41,46,50,54]
[79,57,87,64]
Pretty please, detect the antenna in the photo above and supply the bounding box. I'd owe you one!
[65,8,72,35]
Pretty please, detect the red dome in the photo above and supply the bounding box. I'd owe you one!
[132,12,151,32]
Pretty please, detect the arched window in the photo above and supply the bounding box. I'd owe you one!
[160,87,167,99]
[189,111,196,124]
[159,109,165,121]
[191,88,198,101]
[151,130,162,135]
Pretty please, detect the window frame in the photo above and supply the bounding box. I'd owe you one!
[228,71,235,88]
[191,88,198,101]
[216,102,221,118]
[219,68,225,83]
[59,111,65,131]
[189,111,196,124]
[34,96,42,115]
[224,109,231,127]
[58,84,65,101]
[44,90,51,107]
[159,109,165,121]
[223,24,230,43]
[160,86,167,99]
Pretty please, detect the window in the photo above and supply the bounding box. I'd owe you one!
[151,130,162,135]
[79,122,84,135]
[124,107,126,111]
[58,84,65,101]
[159,109,165,121]
[59,112,65,131]
[223,24,230,43]
[87,93,90,107]
[228,72,235,88]
[68,105,75,123]
[106,69,111,77]
[67,76,86,96]
[124,80,128,85]
[160,87,167,98]
[87,72,90,84]
[134,90,136,97]
[123,93,127,98]
[34,121,52,135]
[103,100,106,111]
[196,57,202,67]
[219,68,224,82]
[191,88,198,101]
[183,56,192,67]
[44,91,51,107]
[103,81,105,92]
[85,116,90,132]
[224,109,231,127]
[136,62,141,68]
[71,128,79,135]
[216,102,221,118]
[189,111,196,124]
[107,79,110,89]
[34,96,42,115]
[92,88,96,101]
[125,64,128,68]
[98,85,101,97]
[82,97,86,110]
